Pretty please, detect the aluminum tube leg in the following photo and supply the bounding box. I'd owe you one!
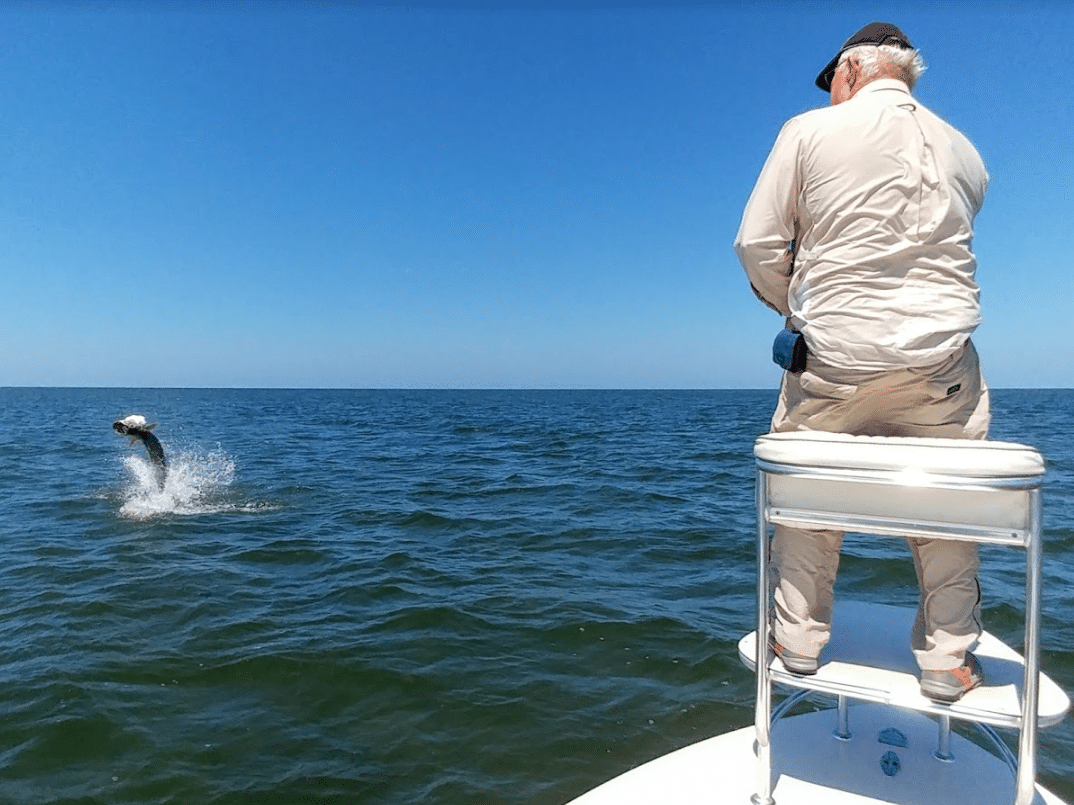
[1015,489,1043,805]
[834,696,851,741]
[753,469,775,805]
[935,714,954,762]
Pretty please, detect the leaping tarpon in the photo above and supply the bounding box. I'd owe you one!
[113,414,167,489]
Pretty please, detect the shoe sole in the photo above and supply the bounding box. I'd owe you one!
[780,660,818,676]
[770,640,818,675]
[920,678,981,703]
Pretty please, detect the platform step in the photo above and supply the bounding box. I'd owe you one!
[739,601,1070,729]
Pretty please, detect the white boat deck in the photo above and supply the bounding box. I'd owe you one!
[739,600,1071,729]
[564,703,1067,805]
[564,602,1070,805]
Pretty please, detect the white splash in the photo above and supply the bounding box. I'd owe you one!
[119,447,238,519]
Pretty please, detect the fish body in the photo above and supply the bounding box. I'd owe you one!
[113,415,167,488]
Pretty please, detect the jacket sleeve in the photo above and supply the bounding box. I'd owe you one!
[733,120,801,317]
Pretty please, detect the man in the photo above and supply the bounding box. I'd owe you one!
[733,22,991,702]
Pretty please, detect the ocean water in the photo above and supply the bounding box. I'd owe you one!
[0,387,1071,804]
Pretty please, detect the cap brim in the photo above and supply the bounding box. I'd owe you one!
[815,54,839,92]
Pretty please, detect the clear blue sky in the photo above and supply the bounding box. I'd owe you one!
[2,1,1070,388]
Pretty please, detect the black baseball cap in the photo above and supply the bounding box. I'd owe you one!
[815,22,914,92]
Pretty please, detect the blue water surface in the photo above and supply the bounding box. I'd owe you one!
[0,388,1071,804]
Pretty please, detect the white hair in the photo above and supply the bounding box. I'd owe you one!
[839,43,927,90]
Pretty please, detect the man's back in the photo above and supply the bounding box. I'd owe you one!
[736,78,989,371]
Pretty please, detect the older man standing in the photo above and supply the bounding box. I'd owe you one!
[734,22,991,702]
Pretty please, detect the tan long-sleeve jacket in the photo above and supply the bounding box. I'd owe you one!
[734,79,989,372]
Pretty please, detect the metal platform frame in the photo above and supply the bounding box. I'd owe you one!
[752,440,1046,805]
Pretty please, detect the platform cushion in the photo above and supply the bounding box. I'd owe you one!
[755,432,1044,480]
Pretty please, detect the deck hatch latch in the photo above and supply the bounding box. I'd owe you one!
[878,727,908,748]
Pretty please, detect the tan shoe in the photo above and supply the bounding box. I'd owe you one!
[920,652,983,702]
[769,635,818,675]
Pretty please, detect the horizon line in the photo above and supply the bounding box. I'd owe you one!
[2,385,1071,392]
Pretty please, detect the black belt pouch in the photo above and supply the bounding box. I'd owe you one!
[772,329,807,373]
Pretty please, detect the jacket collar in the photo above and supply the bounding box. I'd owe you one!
[854,78,913,99]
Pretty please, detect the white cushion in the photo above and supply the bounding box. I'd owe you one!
[755,432,1044,480]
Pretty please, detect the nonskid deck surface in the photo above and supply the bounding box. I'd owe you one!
[564,704,1067,805]
[739,601,1070,728]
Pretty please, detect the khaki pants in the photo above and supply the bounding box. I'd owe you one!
[769,340,990,671]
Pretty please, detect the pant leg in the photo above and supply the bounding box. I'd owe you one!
[768,364,862,658]
[890,340,989,669]
[909,537,982,670]
[770,524,844,657]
